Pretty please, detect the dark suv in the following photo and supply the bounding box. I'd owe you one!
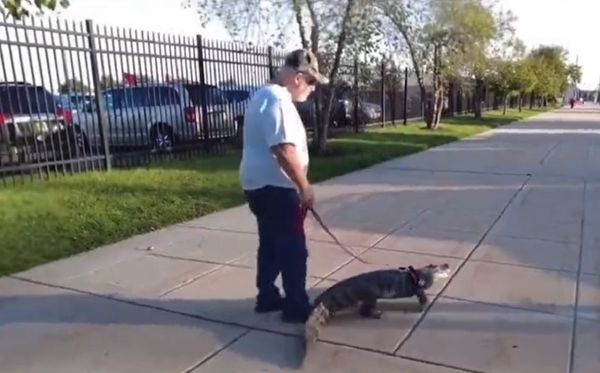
[0,82,87,165]
[295,88,383,130]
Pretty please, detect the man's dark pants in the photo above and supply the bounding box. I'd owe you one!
[244,185,310,321]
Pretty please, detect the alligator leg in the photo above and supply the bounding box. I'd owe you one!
[416,290,428,312]
[359,298,382,319]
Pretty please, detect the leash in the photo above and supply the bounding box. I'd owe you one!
[307,206,370,264]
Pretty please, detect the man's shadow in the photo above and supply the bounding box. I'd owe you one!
[1,279,588,371]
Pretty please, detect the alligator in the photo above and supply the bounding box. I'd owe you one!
[304,263,451,349]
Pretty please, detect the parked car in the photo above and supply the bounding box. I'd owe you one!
[183,83,240,140]
[223,88,250,103]
[294,89,383,130]
[56,93,94,114]
[0,82,87,165]
[331,90,382,127]
[74,82,238,151]
[221,86,261,128]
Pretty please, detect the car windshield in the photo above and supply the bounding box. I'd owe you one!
[184,84,228,106]
[0,85,57,114]
[102,86,180,109]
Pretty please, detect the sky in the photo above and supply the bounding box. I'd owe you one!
[57,0,231,40]
[14,0,600,90]
[497,0,600,90]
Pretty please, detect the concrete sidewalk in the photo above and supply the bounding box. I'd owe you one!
[2,105,600,373]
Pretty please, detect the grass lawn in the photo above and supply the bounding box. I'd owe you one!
[0,108,548,276]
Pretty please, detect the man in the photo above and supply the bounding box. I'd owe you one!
[239,49,329,323]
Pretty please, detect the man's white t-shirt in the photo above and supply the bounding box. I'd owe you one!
[239,84,309,191]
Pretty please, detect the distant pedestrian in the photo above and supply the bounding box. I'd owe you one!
[239,49,328,323]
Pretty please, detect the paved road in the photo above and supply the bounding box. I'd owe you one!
[1,105,599,372]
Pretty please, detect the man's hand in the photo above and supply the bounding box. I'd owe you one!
[299,183,315,209]
[272,143,314,207]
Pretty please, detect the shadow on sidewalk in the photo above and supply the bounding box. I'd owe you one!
[1,282,597,370]
[0,284,339,370]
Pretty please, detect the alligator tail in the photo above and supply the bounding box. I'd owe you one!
[304,301,331,351]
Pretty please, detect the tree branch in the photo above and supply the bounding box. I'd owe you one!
[292,0,309,49]
[328,0,356,83]
[305,0,319,52]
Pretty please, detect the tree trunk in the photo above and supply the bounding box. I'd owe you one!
[447,80,455,117]
[503,95,507,115]
[388,92,396,124]
[305,0,319,52]
[391,14,429,124]
[422,86,433,126]
[313,0,355,154]
[518,94,522,112]
[312,90,324,150]
[427,42,442,129]
[292,0,309,49]
[529,92,534,109]
[473,77,483,119]
[433,86,444,127]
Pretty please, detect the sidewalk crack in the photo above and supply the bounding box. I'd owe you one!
[392,174,532,355]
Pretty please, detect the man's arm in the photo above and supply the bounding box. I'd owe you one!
[262,96,314,207]
[272,143,309,190]
[272,143,314,208]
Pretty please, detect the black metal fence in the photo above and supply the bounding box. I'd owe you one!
[0,15,516,185]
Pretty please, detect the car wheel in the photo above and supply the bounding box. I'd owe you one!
[72,126,90,155]
[50,125,90,159]
[150,123,174,152]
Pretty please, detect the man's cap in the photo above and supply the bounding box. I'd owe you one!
[283,49,329,84]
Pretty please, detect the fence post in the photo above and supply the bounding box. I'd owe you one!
[403,67,408,125]
[85,19,111,171]
[268,46,274,80]
[196,35,210,143]
[353,58,359,133]
[380,61,385,128]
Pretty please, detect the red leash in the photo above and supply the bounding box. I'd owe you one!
[307,206,370,264]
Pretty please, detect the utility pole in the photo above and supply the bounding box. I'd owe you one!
[575,55,579,100]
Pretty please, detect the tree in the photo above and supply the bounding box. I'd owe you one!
[567,63,582,86]
[379,0,504,128]
[528,45,569,107]
[380,58,404,123]
[512,57,537,111]
[1,0,69,19]
[376,0,431,125]
[365,54,404,124]
[425,0,502,127]
[488,58,522,115]
[99,75,120,90]
[58,78,89,94]
[194,0,383,153]
[466,2,518,119]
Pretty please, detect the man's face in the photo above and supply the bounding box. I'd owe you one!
[289,72,317,102]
